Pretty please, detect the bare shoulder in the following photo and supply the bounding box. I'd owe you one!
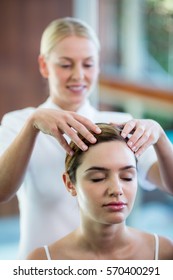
[26,247,47,260]
[27,232,77,260]
[159,235,173,260]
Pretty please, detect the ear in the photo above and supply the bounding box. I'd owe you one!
[62,172,77,197]
[38,55,49,78]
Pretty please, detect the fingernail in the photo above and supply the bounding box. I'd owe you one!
[121,132,126,138]
[128,141,133,147]
[90,136,96,143]
[96,127,101,133]
[82,144,88,151]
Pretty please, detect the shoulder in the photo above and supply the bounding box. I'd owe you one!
[1,108,37,134]
[46,231,78,260]
[26,246,47,260]
[1,107,36,124]
[0,107,37,137]
[158,235,173,260]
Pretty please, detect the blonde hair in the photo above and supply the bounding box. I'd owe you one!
[40,17,100,56]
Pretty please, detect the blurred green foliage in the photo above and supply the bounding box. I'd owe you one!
[146,0,173,73]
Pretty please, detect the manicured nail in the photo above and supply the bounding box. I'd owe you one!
[82,144,88,151]
[90,136,96,143]
[96,127,101,133]
[128,141,133,147]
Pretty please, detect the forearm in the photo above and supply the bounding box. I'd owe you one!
[120,118,173,194]
[0,115,39,202]
[148,131,173,194]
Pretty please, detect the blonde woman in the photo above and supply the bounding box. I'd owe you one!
[0,18,173,259]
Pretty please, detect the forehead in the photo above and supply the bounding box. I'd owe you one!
[51,35,98,58]
[79,141,136,170]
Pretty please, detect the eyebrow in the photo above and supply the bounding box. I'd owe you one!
[85,165,136,173]
[59,56,95,61]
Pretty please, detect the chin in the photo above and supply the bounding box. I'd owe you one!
[71,96,86,106]
[102,215,126,225]
[114,212,127,222]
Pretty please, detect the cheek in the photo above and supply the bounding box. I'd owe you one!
[50,67,69,83]
[55,70,67,81]
[126,184,137,207]
[76,182,96,208]
[86,65,99,81]
[90,68,99,80]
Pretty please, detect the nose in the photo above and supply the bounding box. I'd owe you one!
[107,177,123,197]
[71,65,84,80]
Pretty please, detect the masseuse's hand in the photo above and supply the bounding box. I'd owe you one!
[117,119,164,157]
[32,108,101,155]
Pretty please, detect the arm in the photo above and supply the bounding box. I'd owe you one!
[0,108,101,202]
[120,119,173,194]
[0,117,38,202]
[147,130,173,194]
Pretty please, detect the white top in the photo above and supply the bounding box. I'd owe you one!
[0,98,157,259]
[43,234,159,260]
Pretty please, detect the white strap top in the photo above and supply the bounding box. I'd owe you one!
[43,234,159,260]
[154,234,159,260]
[44,245,51,260]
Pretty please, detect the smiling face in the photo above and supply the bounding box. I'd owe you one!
[64,139,137,226]
[39,36,99,111]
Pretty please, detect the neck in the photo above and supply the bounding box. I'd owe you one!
[50,96,85,112]
[78,219,129,256]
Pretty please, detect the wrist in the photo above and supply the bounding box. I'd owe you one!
[154,128,168,153]
[26,113,40,136]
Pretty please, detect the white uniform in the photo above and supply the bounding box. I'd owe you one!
[0,98,157,259]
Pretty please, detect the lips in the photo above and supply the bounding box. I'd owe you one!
[103,201,127,211]
[67,85,86,93]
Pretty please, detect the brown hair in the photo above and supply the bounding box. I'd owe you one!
[65,123,135,184]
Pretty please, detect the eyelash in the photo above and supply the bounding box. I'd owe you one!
[91,178,105,183]
[122,178,133,181]
[84,64,94,68]
[60,65,71,68]
[60,64,94,68]
[91,177,133,183]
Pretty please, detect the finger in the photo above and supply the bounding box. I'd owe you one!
[135,141,151,158]
[65,126,89,150]
[51,118,95,152]
[53,129,75,155]
[69,118,100,144]
[130,131,150,152]
[127,126,146,148]
[75,114,101,134]
[121,120,137,138]
[58,122,89,151]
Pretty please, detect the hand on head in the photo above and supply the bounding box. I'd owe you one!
[112,119,163,157]
[32,108,101,155]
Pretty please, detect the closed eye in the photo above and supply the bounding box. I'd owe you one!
[60,64,71,68]
[84,64,94,68]
[122,178,133,181]
[91,178,105,182]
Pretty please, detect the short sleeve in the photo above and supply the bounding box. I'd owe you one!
[137,145,157,191]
